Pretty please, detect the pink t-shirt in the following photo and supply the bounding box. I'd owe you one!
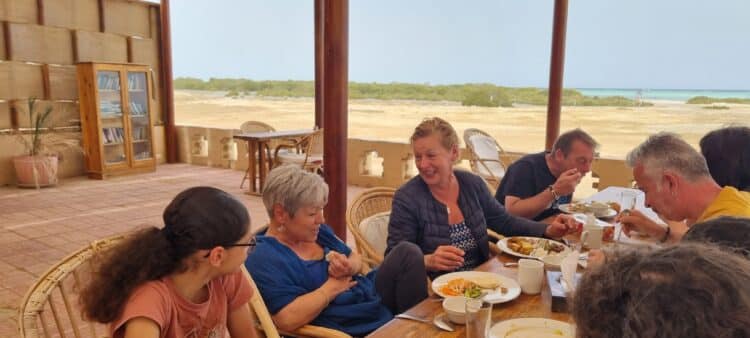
[111,270,252,338]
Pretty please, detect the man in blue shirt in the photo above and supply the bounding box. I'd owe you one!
[495,129,598,222]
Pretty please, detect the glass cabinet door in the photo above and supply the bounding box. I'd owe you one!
[127,72,152,161]
[97,70,127,165]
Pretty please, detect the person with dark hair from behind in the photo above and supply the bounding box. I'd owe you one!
[495,128,599,222]
[80,187,257,338]
[700,125,750,192]
[573,243,750,338]
[683,216,750,258]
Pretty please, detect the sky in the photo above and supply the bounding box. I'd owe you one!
[171,1,750,90]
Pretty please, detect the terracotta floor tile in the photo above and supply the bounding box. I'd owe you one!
[0,163,366,334]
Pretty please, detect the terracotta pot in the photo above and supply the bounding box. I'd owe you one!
[13,155,59,188]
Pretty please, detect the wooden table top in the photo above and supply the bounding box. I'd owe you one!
[366,253,573,337]
[233,129,314,141]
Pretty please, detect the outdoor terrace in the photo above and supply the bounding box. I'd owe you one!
[0,162,370,337]
[0,128,634,336]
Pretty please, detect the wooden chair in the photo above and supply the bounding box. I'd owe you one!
[346,187,397,270]
[274,128,324,174]
[242,266,350,338]
[463,128,507,192]
[239,121,276,189]
[18,235,125,338]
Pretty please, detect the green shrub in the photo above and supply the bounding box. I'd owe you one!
[687,96,750,104]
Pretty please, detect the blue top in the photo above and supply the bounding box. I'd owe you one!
[495,152,572,221]
[387,170,548,277]
[244,224,392,336]
[448,221,481,271]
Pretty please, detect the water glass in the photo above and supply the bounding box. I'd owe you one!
[620,190,638,212]
[465,298,492,338]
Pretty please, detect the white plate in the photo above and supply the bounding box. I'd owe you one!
[497,237,571,259]
[431,271,521,304]
[489,317,575,338]
[558,203,617,218]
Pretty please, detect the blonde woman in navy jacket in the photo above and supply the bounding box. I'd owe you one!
[387,117,577,277]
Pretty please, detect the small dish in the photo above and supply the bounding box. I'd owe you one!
[442,296,466,324]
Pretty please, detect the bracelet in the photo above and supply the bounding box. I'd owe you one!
[548,185,560,201]
[660,226,671,243]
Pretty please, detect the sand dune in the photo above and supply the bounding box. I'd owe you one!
[175,90,750,159]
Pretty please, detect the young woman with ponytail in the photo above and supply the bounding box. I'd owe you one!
[80,186,257,338]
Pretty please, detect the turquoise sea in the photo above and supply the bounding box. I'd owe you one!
[576,88,750,102]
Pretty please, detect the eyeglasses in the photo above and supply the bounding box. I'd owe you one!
[203,237,256,257]
[225,237,257,248]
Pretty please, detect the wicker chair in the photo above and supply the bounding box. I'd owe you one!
[346,187,507,268]
[18,235,125,338]
[346,187,397,270]
[274,128,324,174]
[239,121,277,189]
[463,128,507,192]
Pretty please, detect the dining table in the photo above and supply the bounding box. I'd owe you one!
[366,252,573,338]
[367,186,665,337]
[233,129,314,195]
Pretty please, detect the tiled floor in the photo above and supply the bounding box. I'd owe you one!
[0,163,365,337]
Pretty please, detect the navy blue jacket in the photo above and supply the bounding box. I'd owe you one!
[386,170,548,269]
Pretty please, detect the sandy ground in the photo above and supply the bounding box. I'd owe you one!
[174,90,750,159]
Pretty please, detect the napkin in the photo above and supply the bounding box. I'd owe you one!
[560,250,579,293]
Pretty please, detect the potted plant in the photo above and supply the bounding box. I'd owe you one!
[12,98,80,188]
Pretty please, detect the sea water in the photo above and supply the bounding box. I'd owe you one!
[576,88,750,102]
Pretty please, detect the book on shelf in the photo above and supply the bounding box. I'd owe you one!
[102,127,125,144]
[128,74,146,91]
[97,73,120,91]
[129,102,147,116]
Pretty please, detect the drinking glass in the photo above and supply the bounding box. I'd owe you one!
[465,298,492,338]
[617,190,639,242]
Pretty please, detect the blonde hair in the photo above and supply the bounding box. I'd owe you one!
[410,117,460,151]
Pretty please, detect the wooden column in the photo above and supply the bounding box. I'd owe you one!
[314,0,325,129]
[545,0,568,151]
[322,0,348,240]
[160,0,178,163]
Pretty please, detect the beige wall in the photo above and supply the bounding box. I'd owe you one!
[173,125,634,195]
[0,0,164,185]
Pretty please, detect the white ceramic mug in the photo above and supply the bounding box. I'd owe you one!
[581,225,603,249]
[517,259,544,295]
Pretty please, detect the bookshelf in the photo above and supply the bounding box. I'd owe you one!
[77,63,156,179]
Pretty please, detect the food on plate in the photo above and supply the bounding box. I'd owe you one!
[439,277,506,297]
[566,201,614,216]
[607,201,621,213]
[473,277,500,289]
[506,237,566,257]
[507,237,535,255]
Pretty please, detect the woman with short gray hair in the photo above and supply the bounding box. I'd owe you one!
[245,165,427,336]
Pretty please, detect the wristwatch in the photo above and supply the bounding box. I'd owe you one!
[547,185,560,201]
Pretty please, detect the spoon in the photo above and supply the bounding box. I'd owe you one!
[395,313,430,323]
[433,313,455,332]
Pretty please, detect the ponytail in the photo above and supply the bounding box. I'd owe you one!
[81,227,181,322]
[80,186,250,323]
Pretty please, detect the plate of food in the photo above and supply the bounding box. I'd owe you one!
[431,271,521,304]
[489,317,574,338]
[497,237,571,259]
[558,201,618,218]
